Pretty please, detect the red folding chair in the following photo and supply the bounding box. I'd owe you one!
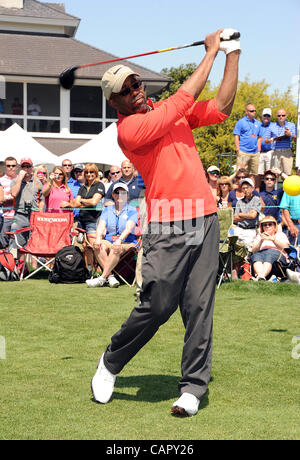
[8,212,73,280]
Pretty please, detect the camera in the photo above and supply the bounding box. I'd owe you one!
[24,201,32,214]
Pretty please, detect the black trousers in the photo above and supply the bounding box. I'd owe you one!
[104,213,219,400]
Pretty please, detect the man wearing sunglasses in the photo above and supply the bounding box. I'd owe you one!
[257,108,275,187]
[264,109,297,176]
[0,157,18,248]
[105,160,142,206]
[259,170,283,225]
[11,157,44,252]
[233,104,260,183]
[91,29,241,417]
[207,165,221,203]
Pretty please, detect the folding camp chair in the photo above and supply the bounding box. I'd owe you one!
[112,244,139,287]
[217,208,238,288]
[112,207,142,287]
[8,212,73,280]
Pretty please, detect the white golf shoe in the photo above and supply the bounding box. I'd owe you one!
[172,392,200,417]
[286,269,300,285]
[107,274,120,288]
[91,354,116,404]
[86,275,107,288]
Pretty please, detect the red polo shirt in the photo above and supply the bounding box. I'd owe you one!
[117,89,227,222]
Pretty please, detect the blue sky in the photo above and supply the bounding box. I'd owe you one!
[46,0,299,99]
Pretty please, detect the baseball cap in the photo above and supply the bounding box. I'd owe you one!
[101,65,140,100]
[112,182,129,193]
[20,157,33,166]
[262,108,272,116]
[74,163,84,171]
[207,165,220,174]
[264,169,276,178]
[240,178,254,187]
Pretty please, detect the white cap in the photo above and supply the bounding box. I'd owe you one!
[262,108,272,116]
[207,165,220,173]
[240,178,254,188]
[101,65,140,100]
[112,182,129,193]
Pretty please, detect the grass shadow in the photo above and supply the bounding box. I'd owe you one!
[109,374,210,412]
[112,374,179,403]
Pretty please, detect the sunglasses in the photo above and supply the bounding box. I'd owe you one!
[38,172,47,175]
[236,176,246,180]
[248,109,256,112]
[113,190,127,195]
[55,173,64,177]
[209,171,220,176]
[74,169,83,174]
[263,114,271,117]
[111,171,121,175]
[265,177,275,181]
[62,164,72,167]
[277,115,286,117]
[262,222,275,227]
[6,164,17,168]
[119,80,142,97]
[22,164,32,168]
[85,171,96,175]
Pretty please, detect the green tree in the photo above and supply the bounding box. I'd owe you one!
[158,65,297,174]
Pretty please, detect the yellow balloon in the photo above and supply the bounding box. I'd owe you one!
[283,175,300,196]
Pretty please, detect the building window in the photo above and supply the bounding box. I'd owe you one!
[27,83,60,117]
[71,86,102,118]
[27,83,60,133]
[0,82,23,130]
[0,82,117,135]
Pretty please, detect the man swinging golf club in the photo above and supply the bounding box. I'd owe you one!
[91,29,241,417]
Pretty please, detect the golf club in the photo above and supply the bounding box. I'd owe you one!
[59,32,240,90]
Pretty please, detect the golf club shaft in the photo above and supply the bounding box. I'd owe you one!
[77,41,205,70]
[77,33,240,70]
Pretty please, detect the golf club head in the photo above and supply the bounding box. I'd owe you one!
[59,65,79,90]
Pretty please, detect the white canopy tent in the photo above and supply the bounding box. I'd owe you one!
[0,123,58,166]
[60,123,127,169]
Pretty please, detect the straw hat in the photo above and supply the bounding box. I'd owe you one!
[259,215,278,233]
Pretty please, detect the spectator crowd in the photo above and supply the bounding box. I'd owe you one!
[0,104,299,285]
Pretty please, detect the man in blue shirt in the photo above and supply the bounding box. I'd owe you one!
[257,108,275,179]
[233,104,261,180]
[259,170,283,223]
[279,168,300,245]
[264,108,297,176]
[105,160,142,206]
[68,163,85,221]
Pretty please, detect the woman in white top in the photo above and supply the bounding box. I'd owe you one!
[251,216,289,280]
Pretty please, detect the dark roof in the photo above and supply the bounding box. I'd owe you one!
[0,0,79,21]
[0,32,170,83]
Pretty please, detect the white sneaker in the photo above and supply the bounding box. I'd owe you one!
[172,393,200,417]
[107,274,120,288]
[91,354,116,404]
[286,269,300,285]
[86,276,106,288]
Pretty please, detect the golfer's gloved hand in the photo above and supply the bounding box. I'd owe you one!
[219,28,241,55]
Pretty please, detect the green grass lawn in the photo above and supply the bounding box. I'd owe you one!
[0,279,299,440]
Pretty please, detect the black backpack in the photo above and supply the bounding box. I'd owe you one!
[49,245,89,284]
[0,250,20,281]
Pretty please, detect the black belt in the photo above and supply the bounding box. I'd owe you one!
[236,223,257,229]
